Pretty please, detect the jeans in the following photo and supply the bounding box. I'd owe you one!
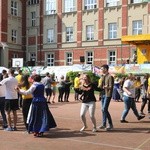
[121,95,140,120]
[58,87,65,102]
[101,95,113,126]
[80,101,96,128]
[0,97,7,127]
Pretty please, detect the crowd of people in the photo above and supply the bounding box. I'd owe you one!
[0,69,56,137]
[0,65,149,137]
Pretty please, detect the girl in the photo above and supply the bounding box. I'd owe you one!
[79,74,97,132]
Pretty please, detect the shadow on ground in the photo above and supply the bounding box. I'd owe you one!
[41,128,96,139]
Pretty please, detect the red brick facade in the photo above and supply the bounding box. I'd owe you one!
[0,0,149,67]
[0,0,8,42]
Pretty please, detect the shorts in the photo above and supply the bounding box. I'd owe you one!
[45,88,52,97]
[5,99,19,111]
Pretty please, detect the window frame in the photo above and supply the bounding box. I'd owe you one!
[86,25,94,41]
[66,52,73,66]
[31,11,36,27]
[66,27,73,42]
[13,53,18,58]
[28,0,39,5]
[46,53,55,66]
[108,50,116,65]
[45,0,56,15]
[130,0,142,4]
[11,29,17,43]
[64,0,75,12]
[84,0,97,10]
[108,23,117,39]
[106,0,119,7]
[47,28,54,43]
[132,20,142,35]
[11,1,18,16]
[86,51,93,64]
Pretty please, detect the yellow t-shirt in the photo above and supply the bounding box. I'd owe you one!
[74,77,80,88]
[15,74,22,84]
[21,85,33,100]
[98,78,102,87]
[147,77,150,94]
[51,82,57,87]
[148,77,150,86]
[134,81,141,88]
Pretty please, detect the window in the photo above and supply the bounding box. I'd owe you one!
[13,53,18,58]
[108,23,117,39]
[45,0,56,15]
[66,53,73,66]
[66,27,73,42]
[86,25,94,41]
[11,1,18,16]
[65,0,75,12]
[47,29,54,43]
[106,0,119,7]
[109,51,116,65]
[132,20,142,35]
[86,51,93,64]
[47,53,54,66]
[12,29,17,43]
[28,0,39,5]
[130,0,142,4]
[84,0,97,10]
[31,12,36,27]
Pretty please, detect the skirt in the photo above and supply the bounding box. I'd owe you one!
[27,101,57,133]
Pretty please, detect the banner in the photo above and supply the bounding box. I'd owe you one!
[125,64,150,74]
[93,66,125,76]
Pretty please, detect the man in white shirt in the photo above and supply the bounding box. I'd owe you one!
[120,73,145,123]
[0,68,19,131]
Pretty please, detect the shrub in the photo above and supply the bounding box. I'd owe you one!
[66,71,100,85]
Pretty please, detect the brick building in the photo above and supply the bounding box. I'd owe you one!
[0,0,150,67]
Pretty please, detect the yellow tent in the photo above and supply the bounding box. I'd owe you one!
[121,34,150,64]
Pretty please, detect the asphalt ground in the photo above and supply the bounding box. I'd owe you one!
[0,93,149,150]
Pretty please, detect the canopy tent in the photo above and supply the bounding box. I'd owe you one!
[121,34,150,64]
[121,34,150,45]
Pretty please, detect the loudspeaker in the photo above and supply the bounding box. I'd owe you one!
[27,61,35,66]
[80,56,85,63]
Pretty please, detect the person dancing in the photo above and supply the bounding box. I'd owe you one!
[79,74,97,132]
[16,74,57,137]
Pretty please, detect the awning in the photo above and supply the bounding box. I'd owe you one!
[121,34,150,45]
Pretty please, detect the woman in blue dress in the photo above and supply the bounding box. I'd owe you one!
[17,74,57,137]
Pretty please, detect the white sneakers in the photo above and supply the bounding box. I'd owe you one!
[97,125,114,131]
[80,126,87,132]
[92,128,98,132]
[80,126,97,132]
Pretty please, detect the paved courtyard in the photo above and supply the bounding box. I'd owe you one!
[0,93,149,150]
